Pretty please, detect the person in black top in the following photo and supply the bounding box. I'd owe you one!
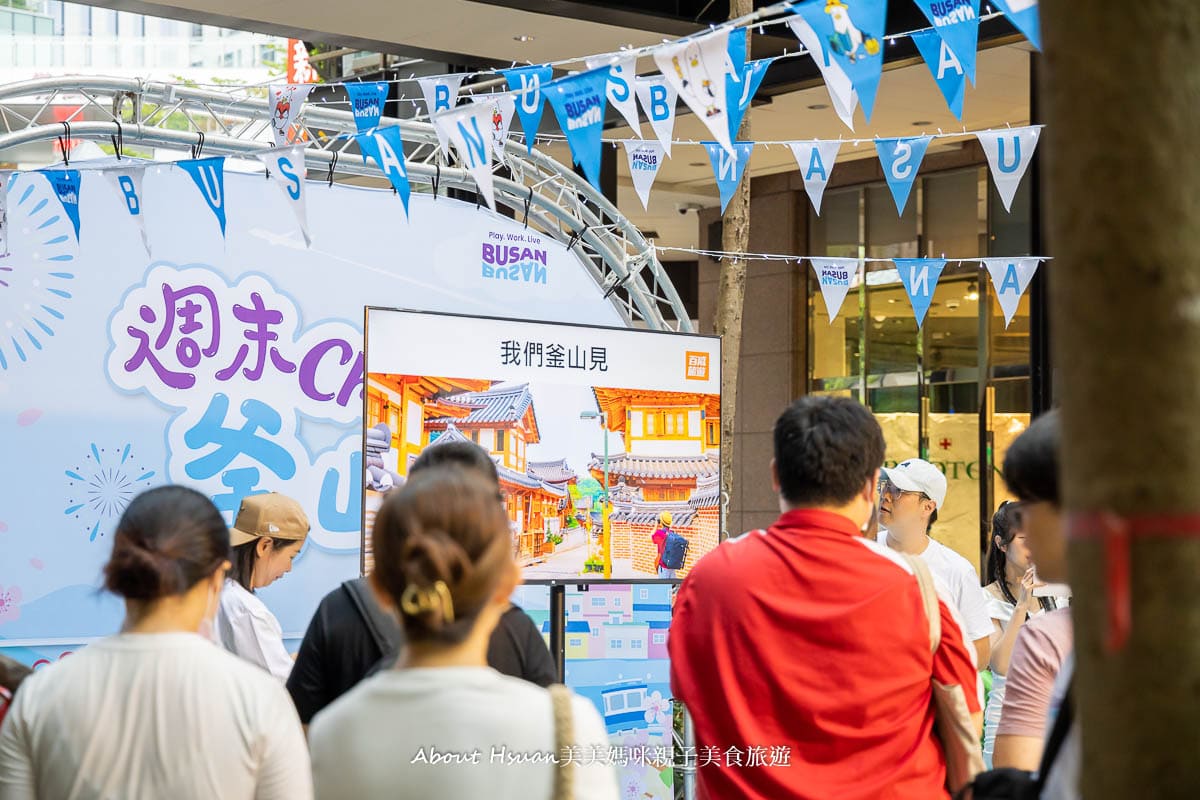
[287,441,556,724]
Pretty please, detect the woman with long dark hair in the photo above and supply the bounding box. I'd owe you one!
[308,466,618,799]
[0,485,310,799]
[980,500,1067,767]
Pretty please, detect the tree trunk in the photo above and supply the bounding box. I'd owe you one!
[1041,4,1200,797]
[714,0,753,538]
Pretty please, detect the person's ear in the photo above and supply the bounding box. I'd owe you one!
[770,458,780,494]
[995,535,1005,552]
[255,537,272,558]
[864,469,881,505]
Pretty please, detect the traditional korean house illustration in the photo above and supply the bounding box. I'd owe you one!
[365,374,490,477]
[425,384,573,562]
[586,387,722,579]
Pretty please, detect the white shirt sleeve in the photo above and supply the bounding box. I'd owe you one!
[252,683,313,800]
[0,689,37,800]
[570,695,620,800]
[222,587,294,681]
[958,579,997,642]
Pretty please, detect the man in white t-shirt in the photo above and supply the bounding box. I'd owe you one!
[877,458,993,669]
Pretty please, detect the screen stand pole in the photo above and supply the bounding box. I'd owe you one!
[549,584,566,683]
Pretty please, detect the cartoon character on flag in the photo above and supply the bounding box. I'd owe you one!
[825,0,881,63]
[671,41,721,118]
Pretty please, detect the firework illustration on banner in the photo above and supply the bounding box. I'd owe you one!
[63,443,157,542]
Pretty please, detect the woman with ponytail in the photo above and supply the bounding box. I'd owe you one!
[309,466,618,800]
[980,500,1068,767]
[0,485,311,800]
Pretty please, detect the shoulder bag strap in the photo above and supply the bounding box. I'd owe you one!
[903,554,942,653]
[1034,684,1074,791]
[548,683,576,800]
[342,579,400,656]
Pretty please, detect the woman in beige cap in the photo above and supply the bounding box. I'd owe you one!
[213,493,309,680]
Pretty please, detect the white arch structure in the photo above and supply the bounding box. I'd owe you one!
[0,77,692,331]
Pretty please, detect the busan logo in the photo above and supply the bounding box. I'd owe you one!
[685,351,709,381]
[481,241,549,285]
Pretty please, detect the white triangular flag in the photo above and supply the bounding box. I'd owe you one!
[982,257,1040,328]
[586,54,642,137]
[469,93,517,161]
[256,145,311,246]
[635,76,678,158]
[653,29,734,155]
[419,75,466,153]
[268,84,314,146]
[809,258,860,322]
[785,16,858,131]
[433,103,497,212]
[977,127,1040,212]
[788,141,841,215]
[101,166,150,252]
[622,140,664,210]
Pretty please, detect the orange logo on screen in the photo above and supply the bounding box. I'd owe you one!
[685,351,710,380]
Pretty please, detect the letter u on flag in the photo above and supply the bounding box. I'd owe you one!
[894,258,947,328]
[911,28,965,120]
[911,0,981,85]
[635,76,678,158]
[982,257,1040,328]
[345,82,389,134]
[500,64,553,153]
[358,126,411,217]
[876,136,932,214]
[788,140,841,215]
[809,257,860,322]
[434,103,498,212]
[705,140,754,214]
[977,126,1040,212]
[256,145,311,245]
[177,157,227,237]
[42,169,82,242]
[653,28,735,155]
[792,0,887,122]
[543,66,611,190]
[101,166,150,252]
[269,83,314,146]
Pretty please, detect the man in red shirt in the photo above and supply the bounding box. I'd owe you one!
[670,396,982,799]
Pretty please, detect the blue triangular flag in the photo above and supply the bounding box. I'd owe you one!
[500,64,554,153]
[543,67,611,190]
[793,0,887,121]
[346,82,389,134]
[876,136,932,214]
[727,27,748,76]
[705,140,754,214]
[177,157,226,237]
[993,0,1040,51]
[358,126,411,217]
[42,169,81,242]
[894,258,947,327]
[727,58,775,142]
[910,29,965,120]
[911,0,981,85]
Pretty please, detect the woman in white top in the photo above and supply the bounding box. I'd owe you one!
[0,485,311,800]
[981,501,1067,768]
[214,492,308,680]
[309,466,619,800]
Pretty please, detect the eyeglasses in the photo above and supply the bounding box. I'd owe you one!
[878,481,928,501]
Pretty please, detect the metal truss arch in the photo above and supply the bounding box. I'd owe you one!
[0,76,692,332]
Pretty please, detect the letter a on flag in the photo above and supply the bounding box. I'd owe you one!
[983,257,1040,328]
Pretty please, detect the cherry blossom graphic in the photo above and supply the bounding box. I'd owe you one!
[643,690,671,725]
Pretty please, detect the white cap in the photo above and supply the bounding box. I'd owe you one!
[881,458,948,510]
